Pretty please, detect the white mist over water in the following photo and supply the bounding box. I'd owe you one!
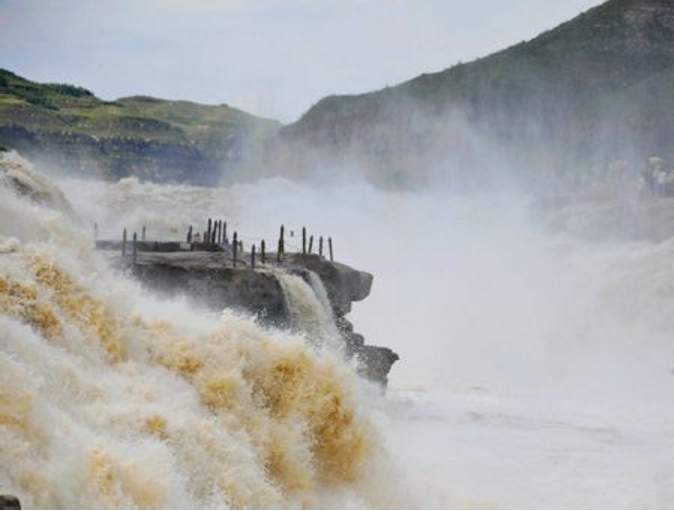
[223,178,674,508]
[15,168,674,508]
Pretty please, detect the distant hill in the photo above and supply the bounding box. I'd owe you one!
[278,0,674,188]
[0,69,280,183]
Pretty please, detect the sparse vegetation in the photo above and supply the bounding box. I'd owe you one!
[0,68,279,145]
[0,68,280,182]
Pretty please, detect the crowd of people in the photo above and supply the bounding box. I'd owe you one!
[640,156,674,197]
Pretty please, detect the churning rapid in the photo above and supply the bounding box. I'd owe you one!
[4,150,674,508]
[0,154,402,509]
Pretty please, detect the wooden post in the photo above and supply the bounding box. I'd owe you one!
[142,225,146,241]
[207,218,212,245]
[261,239,266,264]
[187,225,193,243]
[279,225,285,256]
[277,238,282,262]
[329,237,333,262]
[233,232,238,266]
[223,222,228,244]
[251,244,256,269]
[122,228,127,256]
[319,236,323,257]
[132,232,138,262]
[218,220,223,244]
[308,235,313,254]
[212,223,217,245]
[302,227,306,255]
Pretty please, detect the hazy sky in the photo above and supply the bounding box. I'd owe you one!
[1,0,604,122]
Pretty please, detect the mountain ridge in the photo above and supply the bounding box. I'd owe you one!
[278,0,674,187]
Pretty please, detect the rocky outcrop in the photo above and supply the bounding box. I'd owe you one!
[335,315,398,386]
[0,496,20,510]
[114,249,398,385]
[128,251,289,325]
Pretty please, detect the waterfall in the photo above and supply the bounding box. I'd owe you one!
[274,270,342,350]
[306,271,335,321]
[0,156,391,509]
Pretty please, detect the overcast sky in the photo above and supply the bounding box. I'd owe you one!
[1,0,605,123]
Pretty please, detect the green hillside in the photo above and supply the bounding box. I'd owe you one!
[0,69,280,183]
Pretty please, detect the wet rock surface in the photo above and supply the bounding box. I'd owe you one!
[128,252,290,326]
[337,316,399,386]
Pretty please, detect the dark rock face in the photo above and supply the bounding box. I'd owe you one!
[128,252,289,326]
[352,345,399,387]
[0,125,223,185]
[0,496,21,510]
[337,316,399,386]
[117,250,398,385]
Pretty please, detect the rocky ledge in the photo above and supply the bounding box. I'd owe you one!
[110,248,399,385]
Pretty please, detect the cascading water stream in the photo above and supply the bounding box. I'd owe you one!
[306,271,336,322]
[274,270,342,351]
